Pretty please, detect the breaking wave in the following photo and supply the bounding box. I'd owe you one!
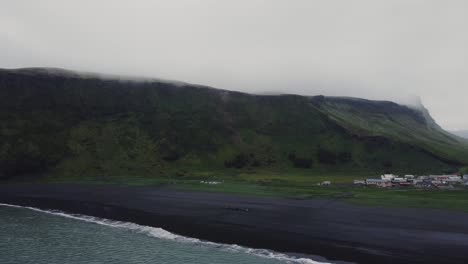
[0,203,330,264]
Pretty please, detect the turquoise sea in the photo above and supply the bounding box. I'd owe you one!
[0,204,327,264]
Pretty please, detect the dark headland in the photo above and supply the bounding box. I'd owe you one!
[1,184,468,264]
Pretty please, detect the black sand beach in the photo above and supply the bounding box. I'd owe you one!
[1,184,468,264]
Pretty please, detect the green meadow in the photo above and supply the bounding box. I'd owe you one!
[39,168,468,212]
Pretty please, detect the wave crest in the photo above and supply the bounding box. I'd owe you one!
[0,203,330,264]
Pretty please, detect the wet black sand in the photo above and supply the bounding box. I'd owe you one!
[1,184,468,264]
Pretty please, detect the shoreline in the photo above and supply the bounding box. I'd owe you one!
[0,202,338,264]
[1,184,468,263]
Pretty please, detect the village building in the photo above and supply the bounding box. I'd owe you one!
[356,173,468,189]
[381,174,397,180]
[366,179,392,188]
[353,180,366,185]
[431,180,443,186]
[414,180,432,188]
[431,175,450,181]
[200,181,222,185]
[447,176,463,185]
[392,177,407,183]
[412,179,423,184]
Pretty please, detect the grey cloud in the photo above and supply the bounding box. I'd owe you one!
[1,0,467,129]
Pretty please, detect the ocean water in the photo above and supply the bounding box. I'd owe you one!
[0,204,328,264]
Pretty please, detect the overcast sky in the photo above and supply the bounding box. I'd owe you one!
[1,0,467,130]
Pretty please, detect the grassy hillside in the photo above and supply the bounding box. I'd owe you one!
[1,68,467,183]
[310,96,468,164]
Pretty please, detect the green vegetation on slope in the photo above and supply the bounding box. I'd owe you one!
[0,68,467,183]
[311,96,468,164]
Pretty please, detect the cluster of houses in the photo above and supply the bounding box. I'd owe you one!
[199,180,223,185]
[353,174,468,188]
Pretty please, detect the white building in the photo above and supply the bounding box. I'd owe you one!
[447,176,463,184]
[431,180,443,185]
[200,181,222,185]
[381,174,397,180]
[367,179,392,188]
[320,181,331,186]
[392,177,407,182]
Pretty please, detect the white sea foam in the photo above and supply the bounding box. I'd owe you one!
[0,203,330,264]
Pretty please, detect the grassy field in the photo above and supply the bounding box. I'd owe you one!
[38,169,468,212]
[171,181,468,212]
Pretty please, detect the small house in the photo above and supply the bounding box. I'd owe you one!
[392,177,407,183]
[381,174,397,180]
[414,181,431,188]
[200,181,222,185]
[432,175,449,181]
[367,179,391,188]
[447,176,463,184]
[366,179,380,185]
[353,180,366,185]
[431,180,443,186]
[412,179,422,185]
[320,181,331,186]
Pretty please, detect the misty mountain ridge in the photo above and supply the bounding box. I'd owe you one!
[0,67,467,181]
[5,67,191,87]
[9,67,427,108]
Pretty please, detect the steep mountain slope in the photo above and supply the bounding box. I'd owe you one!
[310,96,468,165]
[0,68,467,181]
